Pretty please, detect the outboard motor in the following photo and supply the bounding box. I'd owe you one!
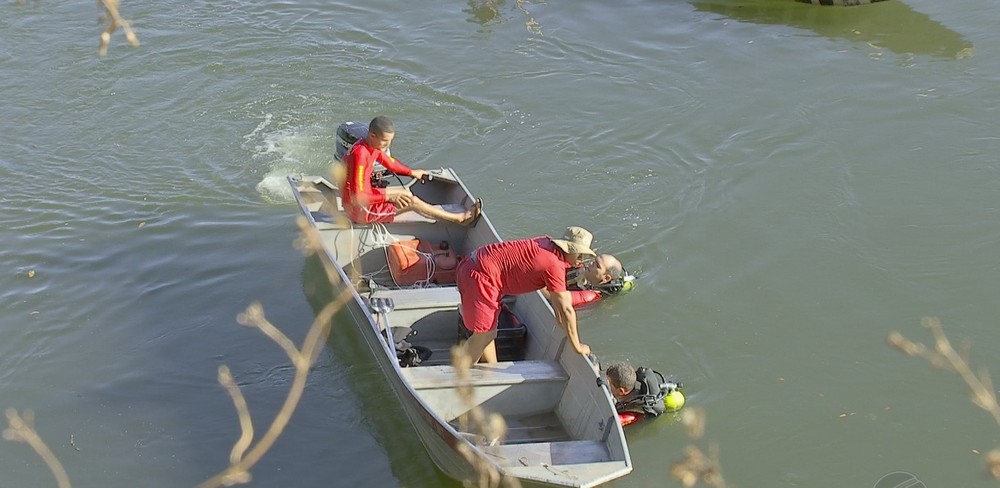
[335,121,369,161]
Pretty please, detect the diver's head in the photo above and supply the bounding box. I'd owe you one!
[582,254,623,286]
[605,362,637,399]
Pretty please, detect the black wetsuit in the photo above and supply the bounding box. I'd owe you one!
[615,367,667,417]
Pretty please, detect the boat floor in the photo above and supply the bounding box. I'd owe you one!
[471,411,570,444]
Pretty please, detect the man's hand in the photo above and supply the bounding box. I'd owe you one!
[577,343,592,357]
[410,169,428,181]
[388,191,413,208]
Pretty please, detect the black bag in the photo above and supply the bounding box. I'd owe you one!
[392,327,432,367]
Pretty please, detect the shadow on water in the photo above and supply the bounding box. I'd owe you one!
[464,0,971,59]
[691,0,973,59]
[300,255,462,488]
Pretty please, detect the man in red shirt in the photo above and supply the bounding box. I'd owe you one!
[341,116,481,225]
[458,226,597,363]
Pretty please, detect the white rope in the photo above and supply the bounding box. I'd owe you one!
[352,223,437,288]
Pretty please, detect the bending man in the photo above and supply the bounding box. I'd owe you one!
[457,226,600,363]
[340,115,481,225]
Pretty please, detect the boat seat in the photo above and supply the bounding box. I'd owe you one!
[402,360,567,390]
[482,440,611,466]
[369,286,461,310]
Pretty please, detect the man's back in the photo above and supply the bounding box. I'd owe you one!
[474,237,569,295]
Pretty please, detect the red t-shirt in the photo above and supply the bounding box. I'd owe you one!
[474,237,570,295]
[341,139,413,222]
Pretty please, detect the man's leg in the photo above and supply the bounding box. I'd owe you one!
[385,188,478,224]
[408,196,476,224]
[463,329,499,364]
[361,201,399,223]
[456,256,499,363]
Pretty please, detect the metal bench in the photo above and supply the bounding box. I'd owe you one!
[369,286,461,311]
[401,360,567,390]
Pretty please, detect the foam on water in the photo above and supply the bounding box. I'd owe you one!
[247,115,337,203]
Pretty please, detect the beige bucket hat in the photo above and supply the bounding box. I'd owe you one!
[551,226,596,256]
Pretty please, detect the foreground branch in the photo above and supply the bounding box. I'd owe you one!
[3,409,72,488]
[98,0,140,56]
[669,408,728,488]
[199,217,355,488]
[888,316,1000,478]
[450,345,520,488]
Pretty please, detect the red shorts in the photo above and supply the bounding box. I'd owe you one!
[456,256,501,334]
[351,202,397,224]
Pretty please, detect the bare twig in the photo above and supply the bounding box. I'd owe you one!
[217,366,253,465]
[97,0,140,56]
[15,0,140,56]
[3,409,72,488]
[198,215,356,488]
[888,316,1000,478]
[451,345,520,488]
[669,408,728,488]
[514,0,542,35]
[4,172,359,488]
[987,449,1000,479]
[888,317,1000,426]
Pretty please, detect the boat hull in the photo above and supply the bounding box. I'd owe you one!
[289,170,631,487]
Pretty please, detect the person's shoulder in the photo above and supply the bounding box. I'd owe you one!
[531,237,561,256]
[500,236,545,248]
[533,235,554,249]
[348,140,373,157]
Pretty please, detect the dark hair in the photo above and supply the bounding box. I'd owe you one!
[605,362,637,392]
[369,116,395,136]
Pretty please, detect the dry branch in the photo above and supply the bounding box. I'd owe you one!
[3,409,72,488]
[98,0,140,56]
[669,408,728,488]
[198,215,356,487]
[888,316,1000,478]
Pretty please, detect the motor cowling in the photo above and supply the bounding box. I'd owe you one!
[335,121,369,160]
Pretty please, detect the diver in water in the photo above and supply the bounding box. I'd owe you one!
[605,362,684,426]
[559,254,636,307]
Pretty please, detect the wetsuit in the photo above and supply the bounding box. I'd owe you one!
[341,139,414,224]
[615,368,667,417]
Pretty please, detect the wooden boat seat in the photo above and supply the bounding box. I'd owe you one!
[369,286,461,310]
[402,360,567,390]
[483,440,612,466]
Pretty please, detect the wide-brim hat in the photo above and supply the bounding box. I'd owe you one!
[551,226,596,256]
